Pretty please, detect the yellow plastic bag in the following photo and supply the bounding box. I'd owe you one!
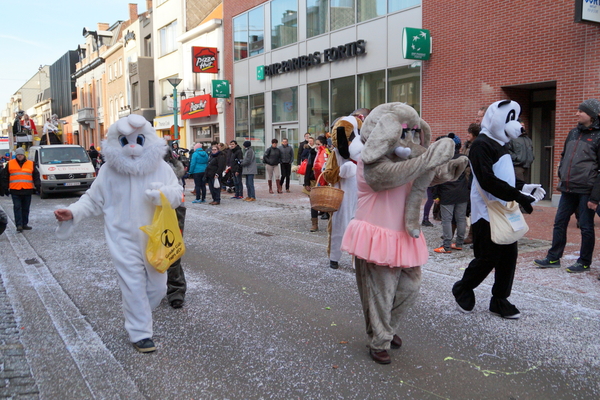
[139,191,185,273]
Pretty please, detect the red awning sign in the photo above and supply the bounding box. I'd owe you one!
[181,94,218,119]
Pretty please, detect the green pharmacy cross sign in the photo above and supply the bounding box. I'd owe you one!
[403,28,431,61]
[211,80,230,98]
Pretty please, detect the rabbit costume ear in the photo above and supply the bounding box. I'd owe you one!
[420,119,431,148]
[361,113,401,164]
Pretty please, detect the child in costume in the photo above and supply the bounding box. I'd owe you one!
[341,103,468,364]
[54,114,183,353]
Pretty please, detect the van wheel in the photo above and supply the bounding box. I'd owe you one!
[39,188,48,199]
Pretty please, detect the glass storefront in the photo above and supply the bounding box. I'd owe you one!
[331,76,355,125]
[358,0,386,22]
[388,65,421,114]
[307,81,329,136]
[272,87,298,123]
[358,70,386,111]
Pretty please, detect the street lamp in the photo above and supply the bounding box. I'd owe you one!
[167,77,183,140]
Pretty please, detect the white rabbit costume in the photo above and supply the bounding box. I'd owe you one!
[56,114,182,343]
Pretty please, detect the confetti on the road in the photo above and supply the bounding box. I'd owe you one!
[444,357,538,377]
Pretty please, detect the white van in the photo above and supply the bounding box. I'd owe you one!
[27,145,96,199]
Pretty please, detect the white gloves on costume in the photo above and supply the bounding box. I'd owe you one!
[394,146,411,160]
[521,184,546,203]
[145,182,164,206]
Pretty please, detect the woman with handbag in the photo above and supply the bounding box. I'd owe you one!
[205,145,226,205]
[304,136,329,232]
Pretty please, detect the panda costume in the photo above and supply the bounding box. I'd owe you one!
[54,114,183,352]
[452,100,544,319]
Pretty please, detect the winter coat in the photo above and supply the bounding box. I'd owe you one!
[297,140,308,164]
[262,146,281,166]
[557,121,600,196]
[432,153,470,205]
[228,145,244,174]
[241,147,257,175]
[189,149,209,174]
[279,144,295,164]
[506,134,534,168]
[205,151,226,178]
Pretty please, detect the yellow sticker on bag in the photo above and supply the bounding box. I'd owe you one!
[139,191,185,273]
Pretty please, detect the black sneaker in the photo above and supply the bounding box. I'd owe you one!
[489,297,520,319]
[133,338,156,353]
[329,260,339,269]
[452,282,474,313]
[534,257,561,268]
[421,220,434,227]
[566,262,590,273]
[22,225,32,230]
[16,226,23,232]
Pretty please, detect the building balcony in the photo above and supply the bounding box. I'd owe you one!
[77,107,96,124]
[118,105,131,119]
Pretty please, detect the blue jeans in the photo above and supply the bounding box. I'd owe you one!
[548,192,595,266]
[12,194,32,227]
[245,174,255,199]
[233,173,244,197]
[193,172,206,201]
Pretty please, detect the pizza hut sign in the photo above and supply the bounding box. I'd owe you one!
[192,47,218,73]
[181,94,218,119]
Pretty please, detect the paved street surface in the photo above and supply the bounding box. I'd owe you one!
[0,179,598,399]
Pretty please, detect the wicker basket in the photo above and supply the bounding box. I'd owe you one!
[310,172,344,212]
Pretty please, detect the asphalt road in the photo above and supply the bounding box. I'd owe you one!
[0,190,598,400]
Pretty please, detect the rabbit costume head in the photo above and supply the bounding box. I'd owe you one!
[102,114,168,176]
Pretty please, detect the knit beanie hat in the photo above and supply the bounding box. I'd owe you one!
[243,140,251,148]
[194,143,203,150]
[15,148,25,155]
[578,99,600,120]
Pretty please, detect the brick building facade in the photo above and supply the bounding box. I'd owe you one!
[422,1,600,198]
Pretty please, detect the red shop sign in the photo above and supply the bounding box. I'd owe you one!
[192,46,218,73]
[181,94,218,119]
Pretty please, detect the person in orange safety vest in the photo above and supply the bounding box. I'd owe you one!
[0,148,40,232]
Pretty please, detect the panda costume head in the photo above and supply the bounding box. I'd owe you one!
[480,100,521,145]
[102,114,168,176]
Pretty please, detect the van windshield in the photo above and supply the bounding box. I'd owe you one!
[40,147,91,164]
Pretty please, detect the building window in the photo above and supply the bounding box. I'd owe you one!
[272,87,298,123]
[109,65,113,81]
[118,58,123,77]
[110,99,114,124]
[235,97,249,138]
[358,0,386,22]
[331,76,355,123]
[193,126,213,143]
[271,0,297,50]
[358,70,385,111]
[307,81,329,136]
[96,79,103,107]
[132,82,140,110]
[160,78,177,115]
[233,14,248,61]
[235,94,265,168]
[307,0,328,38]
[144,35,152,57]
[159,20,178,57]
[331,0,355,31]
[149,80,154,108]
[388,0,420,13]
[249,7,264,56]
[387,65,421,114]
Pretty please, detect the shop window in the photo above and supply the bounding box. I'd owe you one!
[235,97,249,138]
[388,0,420,13]
[249,7,264,56]
[358,0,386,22]
[272,87,298,123]
[331,76,355,124]
[233,14,248,61]
[387,65,421,114]
[331,0,355,31]
[271,0,298,50]
[358,70,385,111]
[159,20,178,57]
[307,0,328,38]
[193,126,213,143]
[250,93,266,163]
[308,81,329,135]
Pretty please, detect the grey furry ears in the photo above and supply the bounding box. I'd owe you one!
[337,126,350,159]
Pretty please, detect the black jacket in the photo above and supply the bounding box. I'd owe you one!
[205,151,226,178]
[263,146,281,166]
[297,140,308,164]
[433,153,470,205]
[303,147,317,186]
[558,121,600,197]
[228,145,244,174]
